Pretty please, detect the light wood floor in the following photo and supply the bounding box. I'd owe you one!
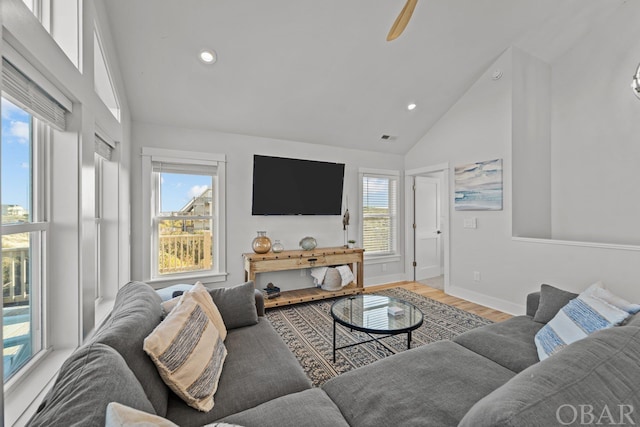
[365,281,513,323]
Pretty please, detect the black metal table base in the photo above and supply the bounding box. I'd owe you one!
[332,320,413,363]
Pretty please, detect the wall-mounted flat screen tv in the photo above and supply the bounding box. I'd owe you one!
[252,155,345,215]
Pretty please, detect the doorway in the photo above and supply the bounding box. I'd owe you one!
[405,165,449,291]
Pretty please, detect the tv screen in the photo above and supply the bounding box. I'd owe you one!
[252,155,345,215]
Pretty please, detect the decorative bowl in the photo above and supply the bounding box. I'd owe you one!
[299,236,317,251]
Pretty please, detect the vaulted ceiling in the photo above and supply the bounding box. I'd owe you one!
[101,0,621,154]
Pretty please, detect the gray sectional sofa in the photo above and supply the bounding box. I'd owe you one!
[28,281,640,426]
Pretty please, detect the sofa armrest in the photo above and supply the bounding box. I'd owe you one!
[526,291,541,317]
[254,289,265,317]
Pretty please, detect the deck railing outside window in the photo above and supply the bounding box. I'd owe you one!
[3,245,31,379]
[158,233,212,275]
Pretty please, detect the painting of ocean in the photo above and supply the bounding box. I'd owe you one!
[455,159,503,211]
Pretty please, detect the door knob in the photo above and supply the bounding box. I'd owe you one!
[436,230,441,234]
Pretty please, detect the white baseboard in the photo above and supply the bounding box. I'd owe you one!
[446,285,525,316]
[364,273,408,287]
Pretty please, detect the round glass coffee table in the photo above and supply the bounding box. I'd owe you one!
[330,294,424,362]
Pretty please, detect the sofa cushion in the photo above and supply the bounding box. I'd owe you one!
[534,292,630,360]
[144,287,228,412]
[322,340,515,427]
[165,318,311,426]
[91,281,168,416]
[208,281,258,330]
[460,325,640,427]
[221,389,349,427]
[453,315,543,372]
[533,284,578,323]
[28,343,156,427]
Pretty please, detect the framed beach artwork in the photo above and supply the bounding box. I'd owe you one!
[454,159,503,211]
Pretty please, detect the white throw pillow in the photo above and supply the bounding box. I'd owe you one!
[144,288,227,412]
[105,403,243,427]
[534,291,631,361]
[105,402,178,427]
[583,281,640,314]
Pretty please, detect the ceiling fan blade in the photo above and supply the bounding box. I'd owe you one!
[387,0,418,41]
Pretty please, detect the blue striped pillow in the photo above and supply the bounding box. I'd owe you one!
[534,293,630,361]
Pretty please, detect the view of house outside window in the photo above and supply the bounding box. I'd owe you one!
[156,172,213,275]
[2,97,43,381]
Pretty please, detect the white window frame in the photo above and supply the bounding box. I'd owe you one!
[21,0,81,69]
[2,108,50,389]
[141,148,227,285]
[359,168,400,262]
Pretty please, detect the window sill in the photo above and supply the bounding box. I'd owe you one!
[364,254,401,265]
[147,271,229,287]
[5,347,76,426]
[95,297,116,326]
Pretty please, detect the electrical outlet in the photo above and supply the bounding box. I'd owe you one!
[382,263,387,272]
[473,271,481,282]
[300,269,306,277]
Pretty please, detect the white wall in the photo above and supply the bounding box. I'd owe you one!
[405,21,640,315]
[130,122,405,290]
[550,2,640,245]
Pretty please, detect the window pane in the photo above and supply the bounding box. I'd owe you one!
[160,173,212,216]
[363,217,392,253]
[158,219,213,275]
[94,31,120,120]
[363,177,390,213]
[3,232,39,380]
[362,176,397,255]
[1,98,32,224]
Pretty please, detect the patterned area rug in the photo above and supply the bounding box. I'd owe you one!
[265,287,493,386]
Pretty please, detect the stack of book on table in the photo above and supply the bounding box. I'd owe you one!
[263,283,281,299]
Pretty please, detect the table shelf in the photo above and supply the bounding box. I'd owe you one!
[242,246,364,309]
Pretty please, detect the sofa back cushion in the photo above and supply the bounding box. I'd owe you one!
[27,343,155,427]
[207,281,258,330]
[533,284,578,323]
[91,281,169,416]
[459,325,640,427]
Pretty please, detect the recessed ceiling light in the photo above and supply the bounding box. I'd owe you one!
[199,49,217,64]
[407,103,417,111]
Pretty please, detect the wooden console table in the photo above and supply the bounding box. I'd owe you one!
[242,246,364,309]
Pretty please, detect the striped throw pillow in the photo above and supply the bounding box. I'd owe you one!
[144,287,227,412]
[534,293,630,361]
[161,282,228,341]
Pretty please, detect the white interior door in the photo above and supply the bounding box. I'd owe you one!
[414,176,442,280]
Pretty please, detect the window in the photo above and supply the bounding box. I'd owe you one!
[142,148,226,283]
[1,97,47,382]
[361,171,399,257]
[94,135,113,302]
[1,55,68,388]
[20,0,80,68]
[94,29,120,121]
